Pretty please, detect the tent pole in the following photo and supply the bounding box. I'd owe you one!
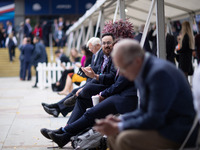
[113,0,119,23]
[85,19,93,43]
[76,26,84,51]
[95,9,102,37]
[119,0,126,21]
[156,0,166,59]
[100,9,105,38]
[140,0,156,48]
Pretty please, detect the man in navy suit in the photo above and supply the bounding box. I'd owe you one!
[32,36,47,87]
[41,37,103,117]
[21,38,34,80]
[95,39,198,150]
[40,74,138,148]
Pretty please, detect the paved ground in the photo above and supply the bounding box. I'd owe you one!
[0,77,73,150]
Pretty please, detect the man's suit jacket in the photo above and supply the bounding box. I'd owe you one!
[24,24,31,37]
[96,54,116,85]
[22,44,34,62]
[121,54,198,146]
[32,42,47,66]
[91,49,103,73]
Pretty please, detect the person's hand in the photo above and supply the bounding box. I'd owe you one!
[99,94,105,102]
[93,115,120,136]
[76,87,83,96]
[82,67,96,78]
[105,114,121,122]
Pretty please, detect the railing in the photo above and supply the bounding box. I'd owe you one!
[36,61,72,89]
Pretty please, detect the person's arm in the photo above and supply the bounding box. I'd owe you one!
[100,76,132,98]
[98,63,116,85]
[13,37,17,45]
[121,70,177,130]
[5,38,8,47]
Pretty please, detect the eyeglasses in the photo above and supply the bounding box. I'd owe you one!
[102,41,112,46]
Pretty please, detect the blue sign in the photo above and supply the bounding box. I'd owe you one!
[51,0,76,14]
[25,0,49,15]
[78,0,96,14]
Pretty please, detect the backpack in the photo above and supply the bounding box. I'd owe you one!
[71,128,107,150]
[8,38,15,48]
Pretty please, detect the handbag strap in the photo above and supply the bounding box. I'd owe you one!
[179,114,198,150]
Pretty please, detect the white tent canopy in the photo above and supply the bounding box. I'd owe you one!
[66,0,200,58]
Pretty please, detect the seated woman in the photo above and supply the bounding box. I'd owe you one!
[58,45,93,95]
[52,48,81,92]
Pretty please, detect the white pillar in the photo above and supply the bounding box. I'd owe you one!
[100,10,105,38]
[95,9,103,37]
[113,0,119,23]
[77,25,84,50]
[85,19,93,43]
[119,0,126,21]
[140,0,156,48]
[156,0,166,59]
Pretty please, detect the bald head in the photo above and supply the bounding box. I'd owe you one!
[112,39,144,65]
[111,39,145,81]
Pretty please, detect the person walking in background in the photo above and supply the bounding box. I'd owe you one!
[18,37,27,80]
[24,18,32,38]
[5,33,17,62]
[177,21,195,79]
[21,38,34,80]
[5,21,15,37]
[54,26,65,48]
[165,25,176,64]
[32,23,42,39]
[0,23,6,48]
[32,36,47,87]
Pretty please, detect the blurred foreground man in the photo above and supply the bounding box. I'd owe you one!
[95,39,198,150]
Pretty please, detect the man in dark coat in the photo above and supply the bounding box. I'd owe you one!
[21,38,34,80]
[95,39,198,150]
[32,36,47,87]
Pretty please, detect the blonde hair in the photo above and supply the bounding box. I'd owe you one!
[180,21,194,50]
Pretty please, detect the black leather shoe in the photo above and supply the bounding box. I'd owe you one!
[40,127,63,139]
[48,132,72,148]
[63,95,77,107]
[32,85,38,88]
[43,106,60,117]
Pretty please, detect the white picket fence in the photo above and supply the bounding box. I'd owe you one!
[36,61,75,89]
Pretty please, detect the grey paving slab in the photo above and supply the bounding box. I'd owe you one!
[0,77,73,150]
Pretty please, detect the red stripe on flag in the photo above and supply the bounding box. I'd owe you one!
[0,8,14,14]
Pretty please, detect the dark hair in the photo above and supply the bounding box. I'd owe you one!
[101,33,115,40]
[27,37,31,43]
[81,45,93,58]
[34,36,40,41]
[55,49,61,54]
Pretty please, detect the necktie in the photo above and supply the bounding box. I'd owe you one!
[101,55,109,73]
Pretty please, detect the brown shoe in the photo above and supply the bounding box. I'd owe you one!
[63,95,77,107]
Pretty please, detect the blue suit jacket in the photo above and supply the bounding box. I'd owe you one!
[96,54,116,85]
[32,42,47,66]
[121,54,198,146]
[21,44,34,62]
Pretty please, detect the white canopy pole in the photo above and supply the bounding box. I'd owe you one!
[76,25,84,50]
[119,0,126,21]
[82,25,86,45]
[113,0,119,23]
[140,0,156,48]
[67,32,74,53]
[95,9,103,37]
[85,19,93,43]
[73,30,79,48]
[156,0,166,59]
[100,10,105,38]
